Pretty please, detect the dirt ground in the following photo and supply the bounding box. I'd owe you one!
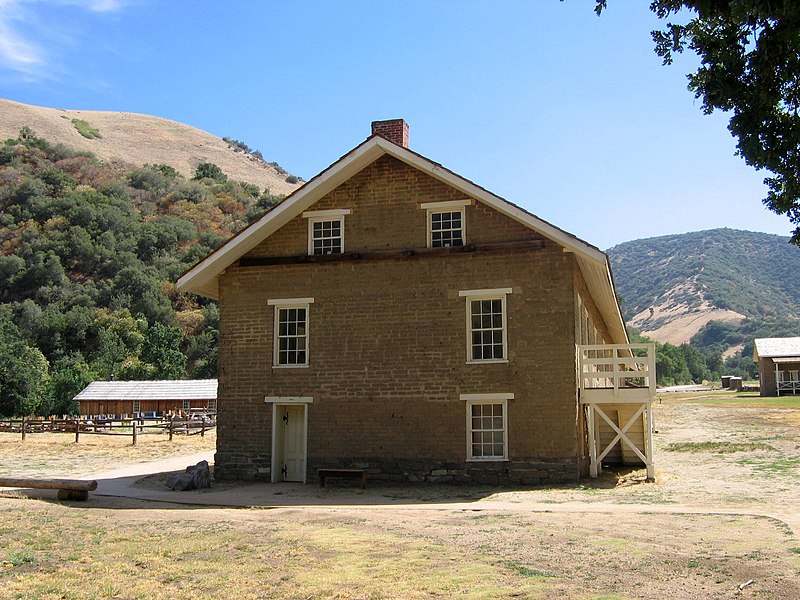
[1,393,799,599]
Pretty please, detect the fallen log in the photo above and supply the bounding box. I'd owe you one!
[0,477,98,501]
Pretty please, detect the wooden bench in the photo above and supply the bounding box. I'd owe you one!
[318,468,367,489]
[0,477,98,501]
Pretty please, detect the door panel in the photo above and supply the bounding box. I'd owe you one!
[282,405,305,482]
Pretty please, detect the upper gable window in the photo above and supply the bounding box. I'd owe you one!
[420,200,472,248]
[302,209,351,256]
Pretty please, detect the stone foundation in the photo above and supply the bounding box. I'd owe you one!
[214,452,271,481]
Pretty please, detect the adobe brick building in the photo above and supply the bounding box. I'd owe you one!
[178,120,645,484]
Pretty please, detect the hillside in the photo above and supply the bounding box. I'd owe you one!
[0,98,301,196]
[0,129,290,416]
[607,228,800,344]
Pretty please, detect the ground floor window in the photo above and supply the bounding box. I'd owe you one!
[461,393,512,461]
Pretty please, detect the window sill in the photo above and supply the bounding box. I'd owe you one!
[466,457,509,462]
[272,364,310,369]
[466,359,509,365]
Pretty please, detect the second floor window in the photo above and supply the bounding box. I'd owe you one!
[459,288,512,363]
[268,298,314,367]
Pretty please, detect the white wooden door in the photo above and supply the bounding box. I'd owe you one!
[281,405,306,482]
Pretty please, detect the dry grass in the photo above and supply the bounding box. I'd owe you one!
[0,501,797,599]
[0,98,301,195]
[2,395,800,598]
[0,430,215,478]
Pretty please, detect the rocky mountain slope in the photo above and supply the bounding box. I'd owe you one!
[0,98,300,196]
[607,228,800,344]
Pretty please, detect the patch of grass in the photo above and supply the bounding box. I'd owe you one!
[737,456,800,476]
[680,393,800,409]
[664,441,776,453]
[790,547,800,554]
[7,551,35,566]
[71,118,102,139]
[506,560,556,578]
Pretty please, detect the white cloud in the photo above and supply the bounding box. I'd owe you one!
[0,0,127,81]
[86,0,124,12]
[0,0,44,74]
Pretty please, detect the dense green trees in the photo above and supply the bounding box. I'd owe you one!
[596,1,800,242]
[0,129,283,417]
[0,311,50,416]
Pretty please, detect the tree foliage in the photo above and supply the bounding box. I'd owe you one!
[0,311,50,416]
[0,128,285,415]
[596,1,800,243]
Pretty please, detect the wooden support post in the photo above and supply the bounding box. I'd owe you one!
[21,418,26,441]
[169,415,174,441]
[586,404,598,478]
[132,421,138,446]
[644,405,655,481]
[200,421,206,437]
[74,419,79,444]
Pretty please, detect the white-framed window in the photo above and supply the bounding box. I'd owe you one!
[303,209,351,255]
[133,399,140,414]
[207,398,217,412]
[268,297,314,367]
[459,288,512,363]
[420,199,472,248]
[182,399,191,411]
[461,393,512,461]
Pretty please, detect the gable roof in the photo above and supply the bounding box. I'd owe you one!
[754,337,800,360]
[74,379,218,402]
[177,134,628,344]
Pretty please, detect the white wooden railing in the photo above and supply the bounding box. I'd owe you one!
[578,343,656,399]
[777,368,800,396]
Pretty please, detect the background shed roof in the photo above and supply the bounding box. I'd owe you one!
[754,338,800,359]
[74,380,218,402]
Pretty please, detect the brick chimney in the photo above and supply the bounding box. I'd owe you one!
[371,119,409,148]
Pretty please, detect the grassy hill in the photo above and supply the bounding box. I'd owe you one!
[607,228,800,345]
[0,98,301,196]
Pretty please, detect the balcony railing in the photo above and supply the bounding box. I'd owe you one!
[578,343,656,402]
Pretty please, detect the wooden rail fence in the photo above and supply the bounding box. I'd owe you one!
[0,415,216,445]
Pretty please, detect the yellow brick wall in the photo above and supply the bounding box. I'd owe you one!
[215,155,582,483]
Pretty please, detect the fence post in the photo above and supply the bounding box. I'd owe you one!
[200,420,206,437]
[132,420,138,446]
[74,419,80,444]
[21,418,26,441]
[169,415,174,441]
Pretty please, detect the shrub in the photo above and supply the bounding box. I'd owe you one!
[71,119,102,139]
[193,162,227,183]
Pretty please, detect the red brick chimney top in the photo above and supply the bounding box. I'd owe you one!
[371,119,409,148]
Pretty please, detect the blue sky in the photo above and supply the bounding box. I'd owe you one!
[0,0,792,249]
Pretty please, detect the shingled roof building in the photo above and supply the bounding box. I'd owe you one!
[754,338,800,396]
[74,379,217,417]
